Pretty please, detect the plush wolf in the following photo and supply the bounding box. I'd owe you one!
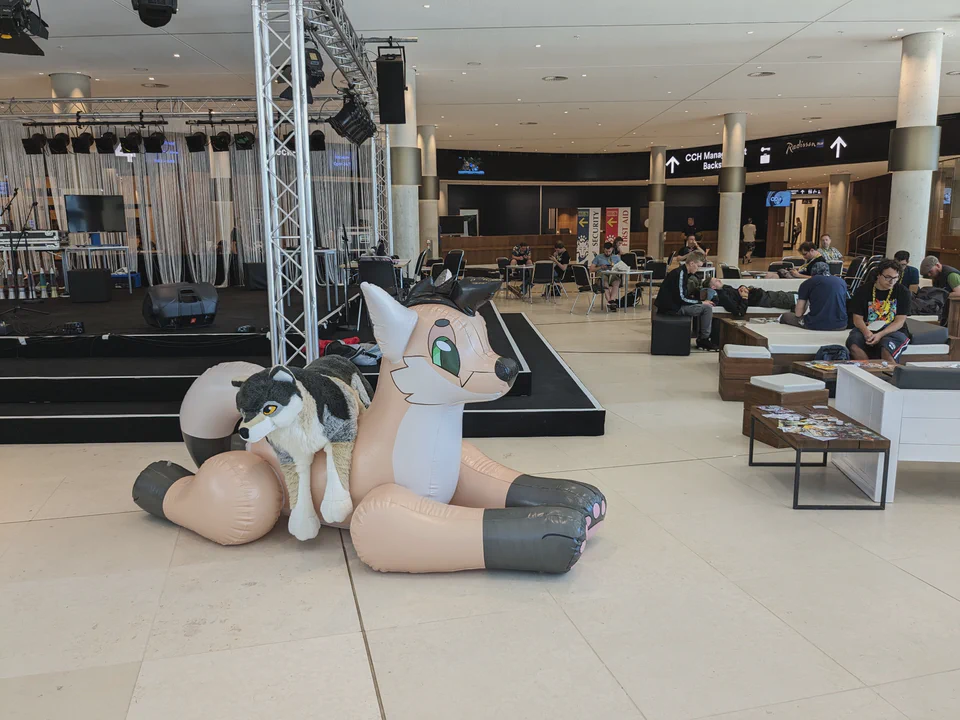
[232,355,373,541]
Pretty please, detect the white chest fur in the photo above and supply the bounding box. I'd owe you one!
[270,386,327,458]
[392,404,464,504]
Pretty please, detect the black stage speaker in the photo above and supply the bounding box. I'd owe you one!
[244,262,268,291]
[68,268,113,303]
[376,54,406,124]
[143,282,219,330]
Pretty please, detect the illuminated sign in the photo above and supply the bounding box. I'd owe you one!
[457,156,484,175]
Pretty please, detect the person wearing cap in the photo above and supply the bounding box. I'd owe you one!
[920,255,960,299]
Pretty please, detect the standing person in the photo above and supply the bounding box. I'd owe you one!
[846,259,912,364]
[789,242,831,278]
[894,251,920,293]
[655,251,718,351]
[919,256,960,298]
[590,242,622,311]
[779,274,849,331]
[741,217,757,264]
[818,234,843,263]
[510,241,533,295]
[550,240,571,294]
[684,217,699,240]
[792,217,803,250]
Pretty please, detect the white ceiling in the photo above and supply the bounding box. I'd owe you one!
[0,0,958,154]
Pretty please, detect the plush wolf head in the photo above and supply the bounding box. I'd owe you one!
[360,274,520,406]
[232,367,304,443]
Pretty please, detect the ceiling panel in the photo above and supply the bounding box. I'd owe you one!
[38,0,253,37]
[822,0,960,22]
[754,22,960,63]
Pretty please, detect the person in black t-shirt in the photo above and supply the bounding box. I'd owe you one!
[846,259,912,363]
[788,242,831,278]
[510,242,533,294]
[547,240,571,295]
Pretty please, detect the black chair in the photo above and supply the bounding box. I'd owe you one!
[783,256,804,266]
[357,256,399,330]
[569,263,604,315]
[621,252,639,270]
[828,261,843,277]
[496,257,511,296]
[443,249,465,279]
[431,263,448,280]
[720,264,742,279]
[413,249,428,279]
[531,260,566,301]
[844,256,864,279]
[848,255,884,296]
[768,262,793,274]
[647,260,668,288]
[651,306,692,356]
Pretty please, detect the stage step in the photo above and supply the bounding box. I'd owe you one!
[0,401,182,444]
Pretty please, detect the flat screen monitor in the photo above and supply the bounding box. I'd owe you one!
[65,195,126,233]
[439,215,468,235]
[766,190,792,207]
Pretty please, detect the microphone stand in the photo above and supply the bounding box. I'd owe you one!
[0,201,49,319]
[0,187,18,229]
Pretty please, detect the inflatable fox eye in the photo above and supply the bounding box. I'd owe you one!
[262,404,278,416]
[428,319,460,376]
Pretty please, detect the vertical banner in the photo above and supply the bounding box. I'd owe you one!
[604,207,619,250]
[576,207,590,262]
[588,207,602,258]
[617,207,631,252]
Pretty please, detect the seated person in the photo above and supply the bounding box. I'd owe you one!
[655,251,718,351]
[549,240,570,295]
[919,255,960,299]
[613,236,627,257]
[779,273,849,331]
[788,242,831,278]
[677,235,704,262]
[590,242,621,311]
[894,250,920,293]
[846,259,912,364]
[818,234,844,263]
[510,241,533,293]
[705,278,796,318]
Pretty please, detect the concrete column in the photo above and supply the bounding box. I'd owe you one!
[50,73,91,114]
[648,145,666,259]
[887,31,943,261]
[717,112,746,267]
[438,181,449,216]
[418,123,438,255]
[825,173,851,254]
[388,68,421,262]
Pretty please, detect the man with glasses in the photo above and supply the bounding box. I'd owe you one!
[846,259,912,364]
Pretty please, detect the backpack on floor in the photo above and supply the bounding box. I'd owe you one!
[815,345,849,362]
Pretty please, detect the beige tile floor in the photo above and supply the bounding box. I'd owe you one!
[2,287,960,720]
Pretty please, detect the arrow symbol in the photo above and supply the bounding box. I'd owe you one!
[665,156,680,174]
[578,217,587,228]
[830,136,847,159]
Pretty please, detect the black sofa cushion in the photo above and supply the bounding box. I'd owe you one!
[893,366,960,390]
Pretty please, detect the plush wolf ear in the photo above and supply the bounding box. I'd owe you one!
[360,282,418,364]
[269,366,296,384]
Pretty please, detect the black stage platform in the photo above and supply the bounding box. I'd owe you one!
[0,289,604,443]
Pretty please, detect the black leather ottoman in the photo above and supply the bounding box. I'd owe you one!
[651,309,692,356]
[68,268,113,303]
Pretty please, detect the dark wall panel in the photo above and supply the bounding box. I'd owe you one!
[540,186,649,231]
[447,184,541,236]
[664,186,720,233]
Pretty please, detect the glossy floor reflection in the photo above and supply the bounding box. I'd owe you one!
[2,287,958,719]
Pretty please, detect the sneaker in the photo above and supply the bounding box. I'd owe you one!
[696,337,719,351]
[607,302,619,312]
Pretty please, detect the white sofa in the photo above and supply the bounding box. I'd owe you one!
[740,323,950,358]
[835,364,960,502]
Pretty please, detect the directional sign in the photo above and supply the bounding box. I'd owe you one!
[830,136,847,159]
[665,156,680,174]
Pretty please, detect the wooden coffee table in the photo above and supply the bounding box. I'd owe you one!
[748,404,891,510]
[792,360,893,397]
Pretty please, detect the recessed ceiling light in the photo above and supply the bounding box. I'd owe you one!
[148,77,155,81]
[684,110,688,112]
[141,82,169,88]
[448,134,452,138]
[520,121,538,125]
[494,123,498,126]
[667,91,672,94]
[133,67,149,72]
[517,98,522,101]
[892,35,899,39]
[467,61,481,66]
[581,74,587,77]
[440,115,444,118]
[570,141,574,144]
[746,30,754,35]
[947,71,960,76]
[777,93,782,97]
[461,71,466,75]
[807,55,822,59]
[542,75,568,82]
[423,3,430,7]
[94,78,100,81]
[748,71,776,77]
[535,44,541,48]
[563,110,568,114]
[37,72,43,75]
[897,28,904,32]
[801,116,822,120]
[173,53,180,58]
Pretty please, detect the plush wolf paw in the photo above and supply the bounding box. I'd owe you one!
[288,504,322,541]
[320,496,353,524]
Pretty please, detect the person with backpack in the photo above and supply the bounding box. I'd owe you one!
[920,256,960,299]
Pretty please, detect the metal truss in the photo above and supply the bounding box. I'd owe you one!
[305,0,379,114]
[372,127,393,252]
[253,0,319,366]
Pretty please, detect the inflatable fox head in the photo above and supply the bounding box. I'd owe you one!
[360,274,519,406]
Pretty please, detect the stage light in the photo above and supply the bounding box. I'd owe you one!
[71,132,95,153]
[48,132,70,154]
[210,130,232,152]
[185,131,207,152]
[309,129,326,152]
[21,132,46,155]
[234,131,256,150]
[95,131,118,154]
[328,94,377,146]
[0,0,50,57]
[143,131,166,153]
[120,131,142,154]
[131,0,177,28]
[278,47,324,104]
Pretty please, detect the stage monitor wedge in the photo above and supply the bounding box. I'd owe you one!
[376,53,406,125]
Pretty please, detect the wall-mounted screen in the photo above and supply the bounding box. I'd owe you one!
[766,190,792,207]
[65,195,126,233]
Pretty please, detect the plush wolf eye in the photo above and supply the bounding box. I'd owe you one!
[431,336,460,376]
[262,404,278,416]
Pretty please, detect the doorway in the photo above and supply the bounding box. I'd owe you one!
[788,197,822,251]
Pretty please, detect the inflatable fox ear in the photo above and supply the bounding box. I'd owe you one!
[360,282,418,364]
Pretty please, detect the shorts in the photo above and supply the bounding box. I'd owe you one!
[846,328,910,361]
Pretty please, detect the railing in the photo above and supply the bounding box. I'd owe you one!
[848,216,888,257]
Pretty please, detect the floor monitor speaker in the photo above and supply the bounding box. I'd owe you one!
[143,282,219,330]
[376,54,406,125]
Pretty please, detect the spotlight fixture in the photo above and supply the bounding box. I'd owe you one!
[279,46,325,104]
[210,130,232,152]
[48,132,70,154]
[95,131,118,154]
[143,131,166,153]
[71,132,95,154]
[21,132,46,155]
[131,0,177,28]
[120,131,143,154]
[0,0,50,57]
[234,131,256,150]
[309,129,326,152]
[185,131,208,153]
[328,93,377,145]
